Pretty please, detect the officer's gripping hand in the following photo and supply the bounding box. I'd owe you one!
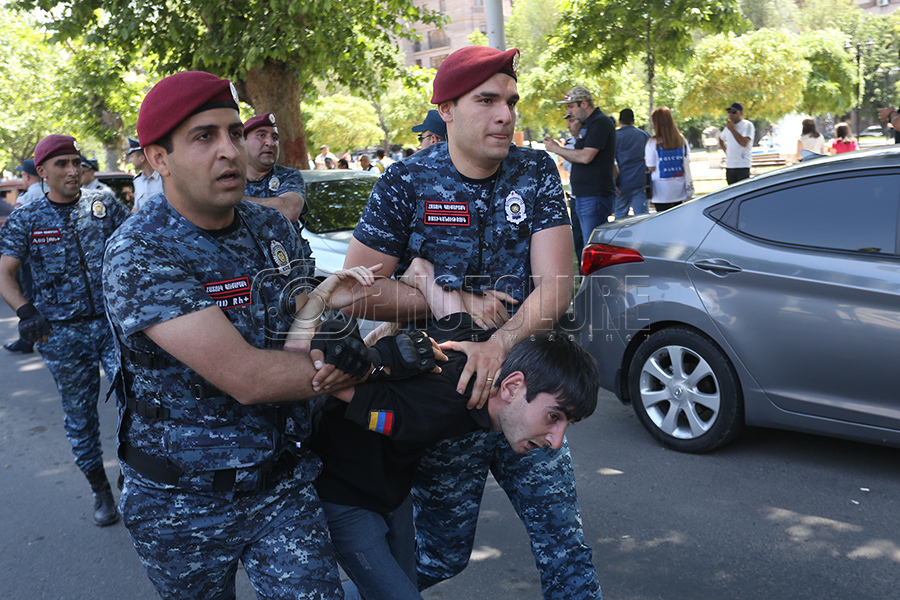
[17,303,52,343]
[310,318,372,392]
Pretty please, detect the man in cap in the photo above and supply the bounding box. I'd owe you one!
[543,85,617,248]
[102,70,385,599]
[2,159,44,354]
[614,108,651,219]
[315,144,337,170]
[412,109,447,150]
[0,134,130,526]
[13,159,44,208]
[342,46,602,599]
[80,157,112,193]
[243,113,306,224]
[719,102,754,184]
[126,137,163,212]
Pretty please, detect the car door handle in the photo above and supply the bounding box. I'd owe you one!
[691,259,743,276]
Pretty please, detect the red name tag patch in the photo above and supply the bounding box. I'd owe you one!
[205,277,252,310]
[424,201,470,226]
[31,228,62,245]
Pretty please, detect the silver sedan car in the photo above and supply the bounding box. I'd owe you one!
[571,146,900,452]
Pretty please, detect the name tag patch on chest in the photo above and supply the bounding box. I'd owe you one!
[31,228,62,245]
[424,201,470,226]
[205,277,252,310]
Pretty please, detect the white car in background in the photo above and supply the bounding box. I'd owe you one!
[301,169,381,335]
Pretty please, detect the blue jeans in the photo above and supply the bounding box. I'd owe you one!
[412,431,601,599]
[322,497,421,600]
[614,188,649,219]
[573,194,615,246]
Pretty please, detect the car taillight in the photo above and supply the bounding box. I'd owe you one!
[581,244,644,276]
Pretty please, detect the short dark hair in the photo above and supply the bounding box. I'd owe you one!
[155,133,174,154]
[497,332,600,422]
[619,108,635,125]
[375,148,386,159]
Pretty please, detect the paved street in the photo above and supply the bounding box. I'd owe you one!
[2,300,899,599]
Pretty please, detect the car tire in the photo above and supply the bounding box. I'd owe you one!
[627,327,743,453]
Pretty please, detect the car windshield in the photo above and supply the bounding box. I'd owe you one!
[304,176,376,233]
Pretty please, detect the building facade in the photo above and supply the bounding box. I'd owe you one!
[401,0,513,69]
[857,0,900,14]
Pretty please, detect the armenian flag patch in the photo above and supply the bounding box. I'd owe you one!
[367,411,394,436]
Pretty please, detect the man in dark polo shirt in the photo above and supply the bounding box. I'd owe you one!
[544,85,616,248]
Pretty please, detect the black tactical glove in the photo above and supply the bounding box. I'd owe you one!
[368,330,436,381]
[16,303,51,343]
[310,318,371,380]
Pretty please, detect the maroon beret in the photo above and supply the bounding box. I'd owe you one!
[34,135,80,166]
[137,71,240,147]
[244,113,278,136]
[431,46,520,104]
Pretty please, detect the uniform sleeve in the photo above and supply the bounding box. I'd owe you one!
[277,167,306,198]
[103,232,217,338]
[0,208,31,260]
[531,151,571,234]
[352,164,416,258]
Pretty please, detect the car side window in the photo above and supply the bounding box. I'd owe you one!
[736,174,900,255]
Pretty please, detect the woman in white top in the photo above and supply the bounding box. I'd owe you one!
[794,118,825,162]
[645,107,693,212]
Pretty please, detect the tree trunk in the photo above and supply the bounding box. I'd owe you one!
[98,108,124,170]
[242,59,309,170]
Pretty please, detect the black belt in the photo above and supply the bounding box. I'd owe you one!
[120,443,298,493]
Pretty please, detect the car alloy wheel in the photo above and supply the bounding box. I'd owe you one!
[628,327,743,453]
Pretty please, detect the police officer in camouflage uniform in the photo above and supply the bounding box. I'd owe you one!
[102,71,352,600]
[243,112,307,223]
[343,46,602,599]
[0,134,130,526]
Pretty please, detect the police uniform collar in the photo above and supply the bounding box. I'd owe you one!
[246,167,275,183]
[199,208,241,237]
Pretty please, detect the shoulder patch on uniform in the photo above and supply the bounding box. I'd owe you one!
[270,240,291,275]
[91,198,107,219]
[504,191,526,224]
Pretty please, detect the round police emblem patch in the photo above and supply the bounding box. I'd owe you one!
[270,240,291,276]
[268,176,280,192]
[504,191,526,225]
[91,199,107,219]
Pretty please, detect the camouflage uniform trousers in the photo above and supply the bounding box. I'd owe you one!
[120,472,344,600]
[411,430,602,600]
[36,317,116,476]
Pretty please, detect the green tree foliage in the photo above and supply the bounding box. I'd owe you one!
[551,0,746,125]
[302,95,384,156]
[0,15,69,170]
[17,0,444,169]
[506,0,560,72]
[467,30,488,46]
[681,29,810,122]
[797,30,856,117]
[518,59,648,139]
[376,69,436,149]
[739,0,798,30]
[795,0,862,34]
[59,41,153,170]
